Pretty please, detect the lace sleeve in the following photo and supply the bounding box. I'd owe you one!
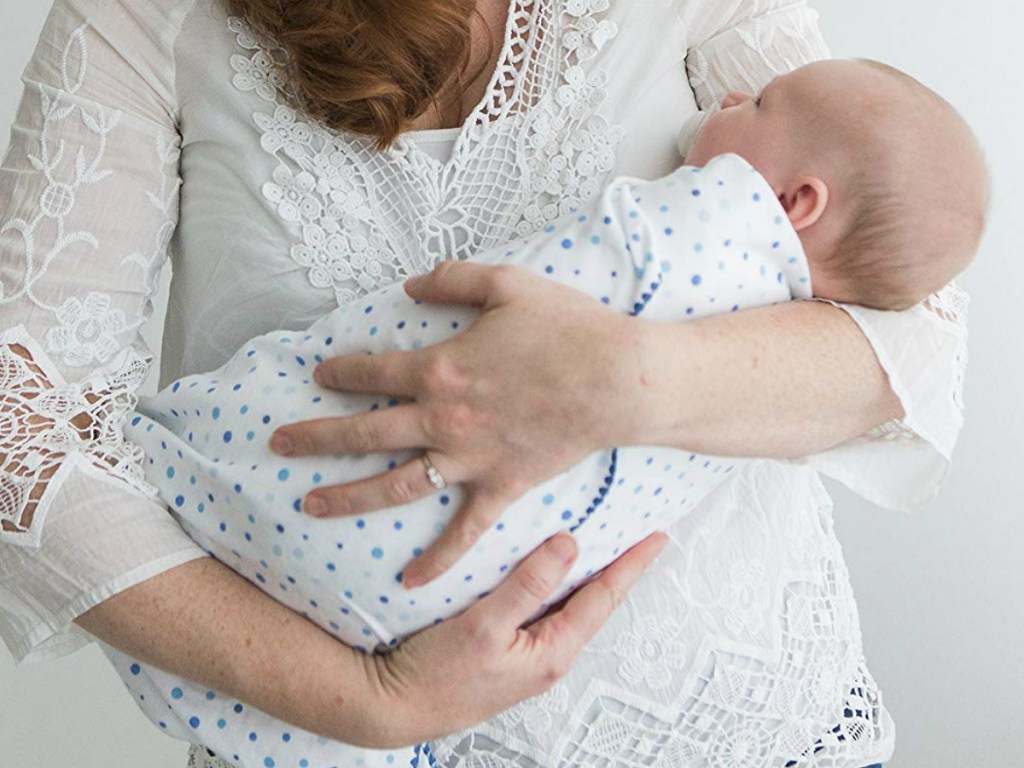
[792,284,970,512]
[681,0,831,111]
[0,0,208,664]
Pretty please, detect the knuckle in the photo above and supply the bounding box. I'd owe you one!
[516,567,555,603]
[490,265,522,295]
[453,516,488,551]
[386,474,421,506]
[421,354,465,397]
[349,417,380,450]
[463,614,498,649]
[540,656,570,687]
[437,402,476,438]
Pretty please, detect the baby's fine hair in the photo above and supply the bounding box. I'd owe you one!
[821,60,990,311]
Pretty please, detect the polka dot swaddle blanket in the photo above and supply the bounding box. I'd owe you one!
[107,154,812,768]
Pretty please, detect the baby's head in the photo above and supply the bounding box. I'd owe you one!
[684,59,990,310]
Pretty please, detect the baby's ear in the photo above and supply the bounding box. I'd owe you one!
[779,176,829,232]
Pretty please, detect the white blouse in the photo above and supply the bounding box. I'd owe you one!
[0,1,968,766]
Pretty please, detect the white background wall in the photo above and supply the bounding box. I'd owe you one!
[1,1,1021,766]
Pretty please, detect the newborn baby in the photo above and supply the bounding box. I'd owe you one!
[104,59,987,768]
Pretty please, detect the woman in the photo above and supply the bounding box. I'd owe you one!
[0,0,965,766]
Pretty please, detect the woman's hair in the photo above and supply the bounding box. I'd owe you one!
[224,0,489,150]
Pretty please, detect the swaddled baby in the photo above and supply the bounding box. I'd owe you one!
[105,59,988,768]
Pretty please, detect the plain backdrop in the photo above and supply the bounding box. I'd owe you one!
[1,1,1022,767]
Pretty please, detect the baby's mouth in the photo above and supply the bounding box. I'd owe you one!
[677,110,710,162]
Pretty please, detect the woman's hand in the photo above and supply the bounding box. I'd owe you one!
[270,261,646,587]
[357,531,669,748]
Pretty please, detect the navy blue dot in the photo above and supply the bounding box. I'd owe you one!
[223,431,232,443]
[130,664,141,676]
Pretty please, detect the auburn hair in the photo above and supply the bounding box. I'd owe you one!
[224,0,489,150]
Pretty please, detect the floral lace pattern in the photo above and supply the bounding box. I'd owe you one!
[430,474,891,767]
[227,0,624,308]
[0,20,177,548]
[0,328,156,549]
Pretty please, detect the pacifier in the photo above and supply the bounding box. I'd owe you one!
[676,109,710,162]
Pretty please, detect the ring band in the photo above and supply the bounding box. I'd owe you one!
[421,453,448,492]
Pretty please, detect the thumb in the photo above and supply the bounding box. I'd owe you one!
[404,261,519,308]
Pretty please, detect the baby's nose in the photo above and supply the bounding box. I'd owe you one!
[720,91,753,109]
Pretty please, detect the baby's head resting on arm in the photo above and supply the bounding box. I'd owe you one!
[684,58,991,310]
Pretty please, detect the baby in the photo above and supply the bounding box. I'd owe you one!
[103,59,988,768]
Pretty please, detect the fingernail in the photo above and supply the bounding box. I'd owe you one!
[313,365,330,387]
[270,432,294,456]
[548,535,577,563]
[403,572,424,590]
[303,495,328,517]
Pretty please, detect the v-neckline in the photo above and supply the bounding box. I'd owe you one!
[397,0,535,167]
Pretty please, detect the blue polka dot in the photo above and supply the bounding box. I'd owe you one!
[542,493,555,505]
[249,732,258,742]
[130,664,141,676]
[223,431,232,443]
[174,495,185,507]
[217,719,227,729]
[206,691,216,701]
[212,407,221,420]
[561,238,573,249]
[189,716,200,729]
[372,547,384,559]
[561,510,572,520]
[753,193,761,202]
[691,274,702,286]
[234,704,244,714]
[665,227,674,236]
[545,265,554,274]
[278,468,290,481]
[264,759,275,767]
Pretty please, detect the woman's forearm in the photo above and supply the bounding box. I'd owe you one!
[74,557,386,746]
[621,299,904,458]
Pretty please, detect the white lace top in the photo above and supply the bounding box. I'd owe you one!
[0,1,969,766]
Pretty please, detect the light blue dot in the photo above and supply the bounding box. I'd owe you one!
[171,687,183,700]
[246,431,255,441]
[264,759,275,767]
[542,494,554,505]
[212,407,221,420]
[590,235,601,244]
[166,466,175,479]
[217,719,227,729]
[371,547,384,559]
[278,468,289,481]
[693,242,703,252]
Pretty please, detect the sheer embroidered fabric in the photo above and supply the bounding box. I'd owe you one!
[0,1,972,766]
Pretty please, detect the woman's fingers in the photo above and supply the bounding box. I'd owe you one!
[270,405,424,458]
[404,261,523,308]
[401,490,510,588]
[313,349,428,396]
[529,533,669,655]
[301,452,459,518]
[461,534,579,638]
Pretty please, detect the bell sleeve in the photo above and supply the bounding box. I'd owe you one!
[0,0,208,665]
